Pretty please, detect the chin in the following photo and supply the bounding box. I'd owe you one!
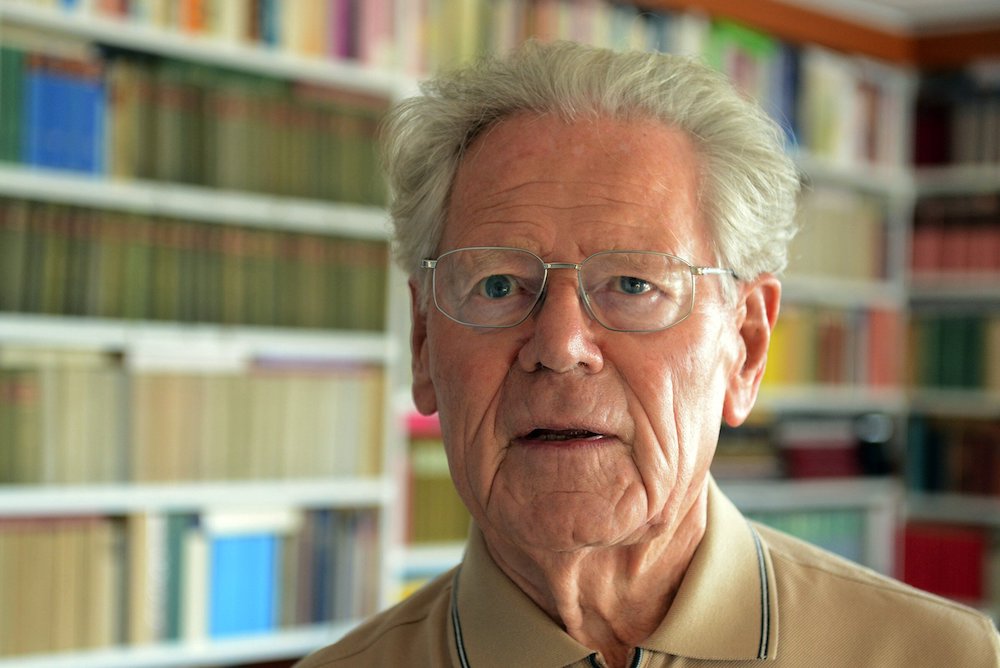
[493,499,645,553]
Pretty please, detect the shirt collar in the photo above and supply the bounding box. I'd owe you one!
[642,477,777,660]
[456,526,594,667]
[453,477,777,666]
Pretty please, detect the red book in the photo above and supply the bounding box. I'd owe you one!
[867,308,903,387]
[901,522,986,603]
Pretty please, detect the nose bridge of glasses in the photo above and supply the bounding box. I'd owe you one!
[538,261,586,297]
[532,261,597,326]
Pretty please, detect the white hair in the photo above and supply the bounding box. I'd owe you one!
[382,40,800,296]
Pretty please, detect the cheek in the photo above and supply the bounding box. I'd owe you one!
[427,324,515,507]
[627,331,729,473]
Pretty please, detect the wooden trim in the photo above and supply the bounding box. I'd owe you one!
[915,26,1000,69]
[637,0,915,63]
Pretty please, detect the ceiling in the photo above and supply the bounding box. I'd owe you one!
[784,0,1000,33]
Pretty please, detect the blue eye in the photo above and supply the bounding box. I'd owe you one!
[617,276,651,295]
[481,275,515,299]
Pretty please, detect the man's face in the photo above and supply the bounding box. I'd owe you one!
[411,113,759,555]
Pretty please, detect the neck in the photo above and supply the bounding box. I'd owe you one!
[481,484,709,668]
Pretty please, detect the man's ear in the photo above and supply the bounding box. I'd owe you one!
[722,274,781,427]
[409,278,438,416]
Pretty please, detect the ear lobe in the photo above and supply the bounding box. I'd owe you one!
[722,275,781,427]
[409,279,438,416]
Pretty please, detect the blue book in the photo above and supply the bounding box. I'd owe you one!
[259,0,281,46]
[770,43,801,148]
[21,57,46,166]
[65,70,106,173]
[208,533,279,637]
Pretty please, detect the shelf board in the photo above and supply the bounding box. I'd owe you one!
[908,275,1000,305]
[0,477,396,517]
[0,164,390,240]
[395,542,467,578]
[0,1,411,97]
[914,164,1000,197]
[794,150,915,197]
[907,388,1000,419]
[721,477,901,511]
[781,274,906,308]
[756,384,908,414]
[906,493,1000,529]
[0,313,396,363]
[0,621,356,668]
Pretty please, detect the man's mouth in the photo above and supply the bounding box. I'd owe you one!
[521,428,605,442]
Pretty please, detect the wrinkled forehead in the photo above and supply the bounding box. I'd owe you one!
[441,112,709,260]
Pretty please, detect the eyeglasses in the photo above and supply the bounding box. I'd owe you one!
[420,247,735,332]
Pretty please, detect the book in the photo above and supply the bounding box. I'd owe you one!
[0,197,390,331]
[911,194,1000,278]
[0,517,123,657]
[902,522,988,604]
[202,509,299,638]
[906,416,1000,497]
[776,417,862,479]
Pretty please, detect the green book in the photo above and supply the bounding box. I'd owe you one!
[120,215,153,321]
[0,201,29,312]
[0,46,24,162]
[704,20,778,103]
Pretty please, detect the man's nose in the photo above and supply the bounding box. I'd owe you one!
[516,272,605,373]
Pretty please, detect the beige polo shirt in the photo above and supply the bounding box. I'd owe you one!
[296,480,1000,667]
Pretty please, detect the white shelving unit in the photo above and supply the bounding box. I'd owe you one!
[0,2,412,666]
[905,162,1000,539]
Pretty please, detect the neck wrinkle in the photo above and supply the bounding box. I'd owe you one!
[479,482,710,658]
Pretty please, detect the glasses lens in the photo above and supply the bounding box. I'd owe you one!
[580,251,693,331]
[433,248,544,327]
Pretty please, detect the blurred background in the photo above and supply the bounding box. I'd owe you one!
[0,0,998,666]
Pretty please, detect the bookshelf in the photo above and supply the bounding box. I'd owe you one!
[0,1,411,665]
[904,61,1000,620]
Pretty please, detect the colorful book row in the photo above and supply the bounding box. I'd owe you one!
[0,507,381,658]
[761,305,903,388]
[907,313,1000,391]
[0,346,385,484]
[0,199,389,331]
[715,414,895,482]
[911,194,1000,277]
[10,0,911,171]
[0,44,387,205]
[906,416,1000,498]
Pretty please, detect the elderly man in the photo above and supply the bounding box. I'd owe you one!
[297,41,999,667]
